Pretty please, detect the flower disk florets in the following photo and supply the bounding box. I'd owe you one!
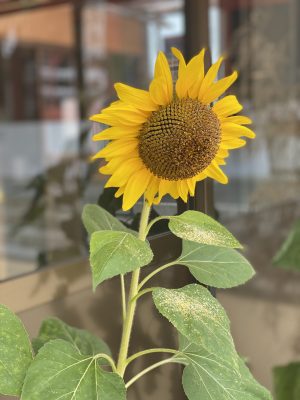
[138,98,221,180]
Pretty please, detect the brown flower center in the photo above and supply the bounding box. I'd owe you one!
[138,98,221,180]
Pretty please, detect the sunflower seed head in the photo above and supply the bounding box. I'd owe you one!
[138,98,221,180]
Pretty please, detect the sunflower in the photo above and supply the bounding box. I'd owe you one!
[91,48,255,211]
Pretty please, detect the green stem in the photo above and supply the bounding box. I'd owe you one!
[95,353,117,373]
[116,200,151,377]
[125,348,178,366]
[125,357,175,389]
[137,261,177,291]
[144,215,169,237]
[120,275,126,322]
[130,287,155,304]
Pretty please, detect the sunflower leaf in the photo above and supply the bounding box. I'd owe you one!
[273,220,300,271]
[177,241,255,288]
[82,203,134,235]
[32,317,111,365]
[0,305,33,396]
[177,335,272,400]
[21,339,126,400]
[273,362,300,400]
[237,357,273,399]
[168,210,242,248]
[90,230,153,289]
[152,284,238,367]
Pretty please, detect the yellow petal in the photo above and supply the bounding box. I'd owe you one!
[104,106,148,118]
[115,186,125,198]
[222,123,256,139]
[214,157,226,166]
[173,48,205,99]
[172,47,188,99]
[206,162,228,184]
[221,138,246,149]
[154,51,173,102]
[153,180,179,205]
[166,181,179,199]
[114,83,157,111]
[90,111,145,127]
[198,56,223,100]
[108,100,123,108]
[105,158,143,188]
[171,47,186,76]
[186,178,196,196]
[122,169,151,211]
[92,139,138,159]
[172,47,206,99]
[99,158,124,175]
[212,95,243,118]
[102,108,148,123]
[195,171,207,181]
[216,148,229,158]
[187,49,206,99]
[177,180,189,202]
[201,70,238,104]
[149,77,169,106]
[104,150,139,162]
[93,127,138,141]
[99,150,140,174]
[222,115,252,125]
[145,175,159,205]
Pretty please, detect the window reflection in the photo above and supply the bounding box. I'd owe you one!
[0,0,184,281]
[0,3,80,280]
[208,2,300,391]
[214,0,300,297]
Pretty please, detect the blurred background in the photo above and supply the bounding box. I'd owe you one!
[0,0,299,399]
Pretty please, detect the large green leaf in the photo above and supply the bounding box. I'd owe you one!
[21,339,126,400]
[152,284,238,366]
[273,220,300,271]
[168,210,242,248]
[237,357,272,400]
[177,241,255,288]
[90,230,153,289]
[177,335,272,400]
[32,317,111,363]
[273,362,300,400]
[82,203,133,235]
[0,305,33,396]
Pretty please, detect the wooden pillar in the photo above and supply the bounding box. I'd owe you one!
[184,0,215,217]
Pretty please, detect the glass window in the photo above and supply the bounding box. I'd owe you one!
[0,0,184,281]
[0,3,80,280]
[214,0,300,300]
[209,0,300,391]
